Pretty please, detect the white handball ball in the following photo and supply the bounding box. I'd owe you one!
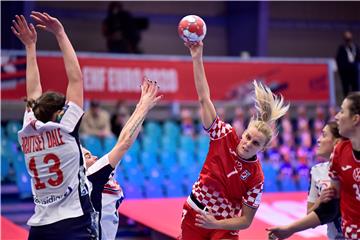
[178,15,207,43]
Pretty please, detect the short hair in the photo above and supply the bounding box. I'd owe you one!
[346,92,360,116]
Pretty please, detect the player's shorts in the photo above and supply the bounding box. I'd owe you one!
[179,194,239,240]
[28,212,98,240]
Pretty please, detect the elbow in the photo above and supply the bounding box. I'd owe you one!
[235,222,251,231]
[235,218,252,230]
[242,220,252,230]
[198,95,210,105]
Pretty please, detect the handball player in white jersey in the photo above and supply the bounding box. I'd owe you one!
[179,41,289,240]
[13,13,97,239]
[307,121,344,239]
[84,79,162,240]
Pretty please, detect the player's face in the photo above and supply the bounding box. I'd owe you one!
[238,126,266,159]
[82,147,98,169]
[316,125,336,159]
[335,99,356,138]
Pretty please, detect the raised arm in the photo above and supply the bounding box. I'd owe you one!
[30,11,83,108]
[11,15,42,101]
[186,42,216,129]
[107,78,162,168]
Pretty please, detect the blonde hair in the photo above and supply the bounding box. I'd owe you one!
[248,81,290,146]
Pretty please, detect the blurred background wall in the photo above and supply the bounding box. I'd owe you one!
[2,1,360,57]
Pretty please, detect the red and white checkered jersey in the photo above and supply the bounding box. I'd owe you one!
[18,102,93,226]
[191,117,264,219]
[329,140,360,239]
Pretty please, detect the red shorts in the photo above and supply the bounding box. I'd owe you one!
[178,198,239,240]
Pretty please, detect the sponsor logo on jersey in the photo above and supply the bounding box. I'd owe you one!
[353,168,360,182]
[341,165,352,171]
[34,187,73,205]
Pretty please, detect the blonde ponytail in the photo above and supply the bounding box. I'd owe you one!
[248,81,290,146]
[253,80,289,123]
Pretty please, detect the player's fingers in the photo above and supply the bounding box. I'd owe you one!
[29,23,36,34]
[19,15,29,29]
[35,25,47,31]
[15,15,24,29]
[12,19,21,32]
[11,26,20,37]
[148,81,158,96]
[143,77,150,92]
[195,217,205,224]
[30,14,45,25]
[31,11,48,23]
[43,12,53,20]
[153,95,163,105]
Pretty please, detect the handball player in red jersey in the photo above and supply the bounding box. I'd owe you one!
[179,41,289,240]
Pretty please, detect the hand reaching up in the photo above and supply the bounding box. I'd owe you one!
[30,11,64,36]
[11,15,37,47]
[139,77,163,111]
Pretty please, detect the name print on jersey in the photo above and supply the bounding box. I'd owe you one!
[21,128,65,154]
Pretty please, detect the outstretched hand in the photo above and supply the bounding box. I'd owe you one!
[139,77,163,110]
[184,41,203,60]
[30,11,64,36]
[11,15,37,46]
[266,226,293,240]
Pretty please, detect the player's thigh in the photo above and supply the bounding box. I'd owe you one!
[180,204,209,240]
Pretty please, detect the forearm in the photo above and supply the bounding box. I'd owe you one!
[56,31,82,84]
[192,58,216,127]
[118,103,148,144]
[287,212,321,233]
[108,103,149,168]
[25,44,42,100]
[215,216,252,231]
[192,58,210,102]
